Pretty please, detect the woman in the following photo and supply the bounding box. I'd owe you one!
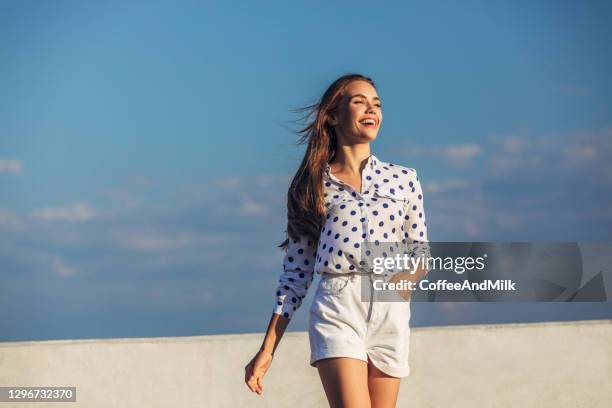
[244,73,431,407]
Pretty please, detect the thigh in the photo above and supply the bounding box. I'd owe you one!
[367,357,401,408]
[315,357,371,408]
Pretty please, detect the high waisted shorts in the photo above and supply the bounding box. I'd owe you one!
[308,271,412,378]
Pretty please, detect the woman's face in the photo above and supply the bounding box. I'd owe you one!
[328,80,383,142]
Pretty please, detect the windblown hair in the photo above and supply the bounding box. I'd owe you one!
[278,73,377,251]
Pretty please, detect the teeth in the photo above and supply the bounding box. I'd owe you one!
[360,119,376,125]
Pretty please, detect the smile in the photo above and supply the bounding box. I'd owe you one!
[359,119,377,128]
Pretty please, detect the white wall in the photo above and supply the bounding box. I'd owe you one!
[1,319,611,407]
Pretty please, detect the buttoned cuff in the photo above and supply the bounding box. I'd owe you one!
[409,241,432,274]
[272,296,300,319]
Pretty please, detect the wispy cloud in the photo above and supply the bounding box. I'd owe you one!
[0,209,24,231]
[409,127,612,239]
[30,202,98,223]
[1,135,610,340]
[99,188,144,210]
[0,158,22,174]
[487,127,612,182]
[111,228,239,251]
[216,197,269,216]
[254,173,291,187]
[203,173,290,217]
[32,252,79,278]
[405,143,482,166]
[213,175,243,189]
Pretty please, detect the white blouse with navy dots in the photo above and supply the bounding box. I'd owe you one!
[272,154,431,319]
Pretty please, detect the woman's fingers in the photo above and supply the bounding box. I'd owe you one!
[245,352,272,395]
[246,367,263,394]
[247,374,262,394]
[247,374,258,392]
[245,361,259,393]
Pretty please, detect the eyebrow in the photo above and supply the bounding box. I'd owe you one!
[349,93,381,102]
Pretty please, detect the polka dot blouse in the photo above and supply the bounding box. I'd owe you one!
[272,154,431,319]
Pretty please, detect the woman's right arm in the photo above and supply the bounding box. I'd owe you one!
[245,234,317,394]
[244,313,288,395]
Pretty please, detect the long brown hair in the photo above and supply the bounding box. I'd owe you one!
[278,73,377,251]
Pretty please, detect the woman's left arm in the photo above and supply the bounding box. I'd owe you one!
[390,168,431,300]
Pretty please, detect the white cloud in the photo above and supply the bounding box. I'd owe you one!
[442,144,482,164]
[52,257,79,277]
[420,127,612,239]
[30,202,97,223]
[500,136,530,154]
[214,175,243,189]
[33,252,79,277]
[562,145,598,164]
[487,127,612,181]
[407,144,482,166]
[430,196,526,239]
[0,158,22,174]
[231,199,268,216]
[100,188,144,210]
[254,173,290,187]
[112,228,238,251]
[0,208,24,231]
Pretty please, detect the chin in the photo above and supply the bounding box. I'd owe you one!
[360,132,379,141]
[348,129,379,142]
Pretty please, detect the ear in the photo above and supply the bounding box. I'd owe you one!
[327,112,338,126]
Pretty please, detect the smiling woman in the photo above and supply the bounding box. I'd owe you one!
[244,73,431,408]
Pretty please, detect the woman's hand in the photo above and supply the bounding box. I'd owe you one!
[244,349,273,395]
[389,271,414,302]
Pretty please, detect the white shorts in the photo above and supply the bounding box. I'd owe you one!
[308,272,412,378]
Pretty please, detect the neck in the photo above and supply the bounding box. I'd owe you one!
[330,145,372,174]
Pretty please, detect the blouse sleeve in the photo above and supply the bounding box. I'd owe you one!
[405,169,432,274]
[272,234,316,320]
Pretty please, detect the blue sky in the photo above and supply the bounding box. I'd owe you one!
[1,0,611,341]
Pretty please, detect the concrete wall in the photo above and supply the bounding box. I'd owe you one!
[1,319,611,407]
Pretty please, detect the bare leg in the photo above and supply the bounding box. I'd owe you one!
[367,356,401,408]
[316,357,371,408]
